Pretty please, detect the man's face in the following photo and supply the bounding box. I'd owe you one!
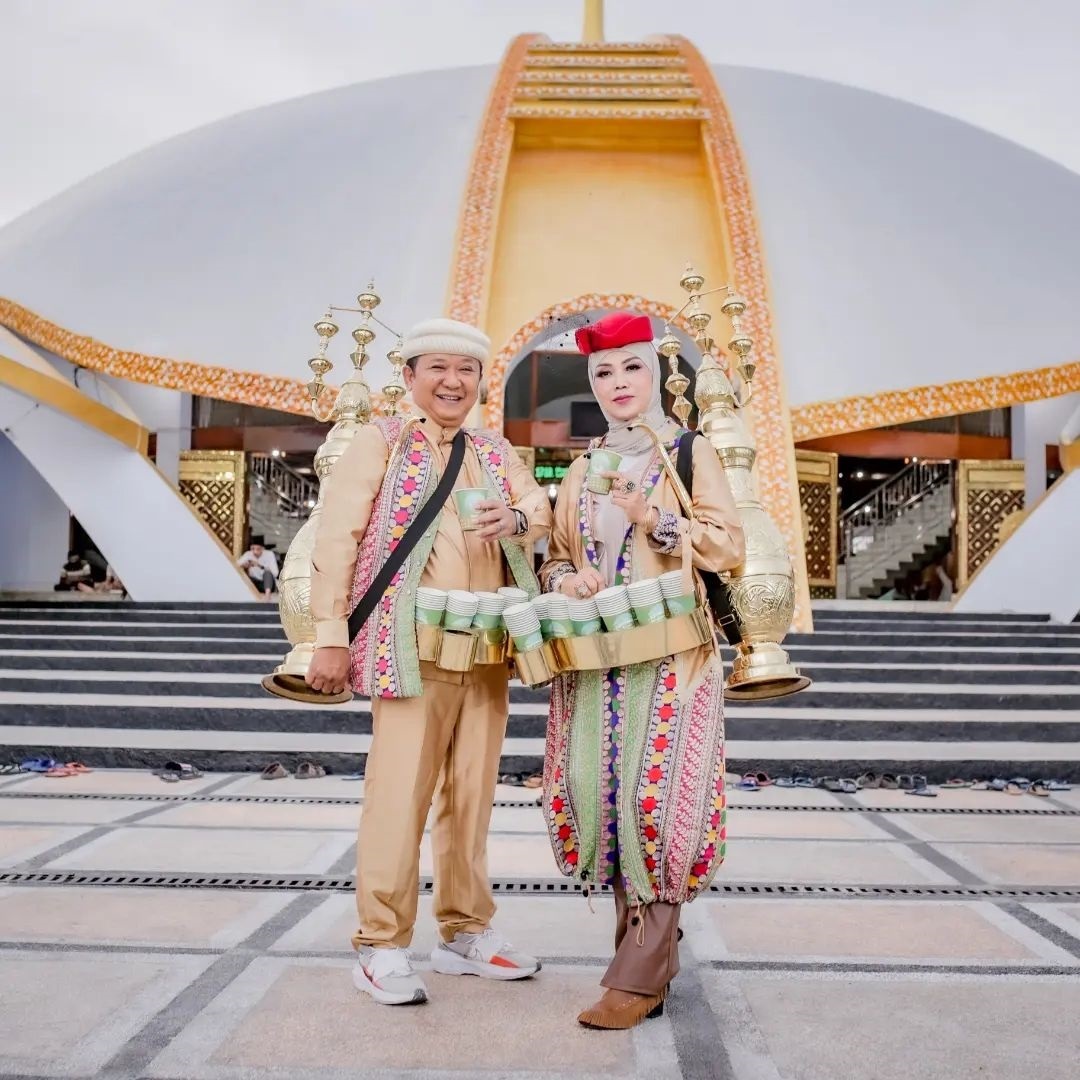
[251,544,264,558]
[403,353,481,428]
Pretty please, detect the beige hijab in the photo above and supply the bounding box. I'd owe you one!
[586,341,681,583]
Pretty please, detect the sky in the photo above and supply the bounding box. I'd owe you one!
[3,0,1080,226]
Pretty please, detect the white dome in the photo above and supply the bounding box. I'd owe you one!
[2,61,1079,412]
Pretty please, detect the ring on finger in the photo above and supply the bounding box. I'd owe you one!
[624,480,636,493]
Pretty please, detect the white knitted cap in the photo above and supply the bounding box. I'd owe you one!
[400,318,491,365]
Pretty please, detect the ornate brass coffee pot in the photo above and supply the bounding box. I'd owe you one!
[262,285,406,703]
[658,267,810,700]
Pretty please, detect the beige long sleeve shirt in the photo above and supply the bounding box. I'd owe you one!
[309,415,552,649]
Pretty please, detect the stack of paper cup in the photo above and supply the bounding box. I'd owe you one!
[531,594,553,638]
[415,587,448,626]
[594,585,635,632]
[498,586,530,606]
[568,596,602,636]
[504,602,544,651]
[444,590,479,630]
[659,571,697,616]
[473,592,507,630]
[628,578,667,626]
[546,593,573,638]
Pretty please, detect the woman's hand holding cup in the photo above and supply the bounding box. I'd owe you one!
[602,472,653,527]
[558,567,605,600]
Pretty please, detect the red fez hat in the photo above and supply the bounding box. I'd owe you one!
[574,312,654,356]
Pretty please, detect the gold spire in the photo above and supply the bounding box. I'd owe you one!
[582,0,604,42]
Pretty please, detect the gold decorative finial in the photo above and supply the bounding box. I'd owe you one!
[382,339,407,416]
[583,0,604,43]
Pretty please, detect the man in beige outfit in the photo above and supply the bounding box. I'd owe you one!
[307,318,552,1005]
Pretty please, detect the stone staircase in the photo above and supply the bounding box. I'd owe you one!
[1,600,1078,783]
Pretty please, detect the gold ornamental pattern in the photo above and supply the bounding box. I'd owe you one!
[177,451,246,557]
[795,449,838,593]
[956,460,1025,587]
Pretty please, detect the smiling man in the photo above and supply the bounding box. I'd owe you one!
[307,317,552,1006]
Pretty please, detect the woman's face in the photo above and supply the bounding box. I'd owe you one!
[591,351,653,424]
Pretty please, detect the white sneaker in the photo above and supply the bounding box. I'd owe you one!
[431,928,541,981]
[352,947,428,1005]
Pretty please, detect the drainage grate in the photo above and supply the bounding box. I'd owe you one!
[1,791,1076,816]
[1,870,1077,901]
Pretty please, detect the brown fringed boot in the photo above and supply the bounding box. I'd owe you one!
[577,987,666,1029]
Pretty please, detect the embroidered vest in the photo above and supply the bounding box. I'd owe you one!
[348,416,539,699]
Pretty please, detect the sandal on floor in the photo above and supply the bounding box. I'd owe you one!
[982,778,1007,792]
[20,757,57,773]
[941,778,969,788]
[1005,781,1026,795]
[774,777,795,787]
[0,764,21,774]
[897,774,915,791]
[880,774,899,789]
[157,761,203,780]
[295,761,327,780]
[523,775,543,789]
[64,762,92,774]
[1028,781,1050,797]
[754,772,774,787]
[45,766,79,778]
[857,772,880,789]
[821,778,843,792]
[793,776,816,788]
[1043,780,1072,791]
[738,775,760,790]
[261,762,289,780]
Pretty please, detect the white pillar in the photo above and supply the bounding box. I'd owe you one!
[1011,394,1080,505]
[0,431,69,592]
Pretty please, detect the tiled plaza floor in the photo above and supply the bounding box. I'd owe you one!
[1,769,1078,1079]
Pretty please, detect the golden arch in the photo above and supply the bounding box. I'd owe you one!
[484,292,696,431]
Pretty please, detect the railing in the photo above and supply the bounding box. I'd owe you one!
[248,454,318,518]
[840,461,954,597]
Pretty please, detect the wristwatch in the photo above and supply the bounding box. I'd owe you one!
[511,508,529,537]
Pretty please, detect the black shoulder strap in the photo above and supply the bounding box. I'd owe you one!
[675,431,744,647]
[346,429,467,644]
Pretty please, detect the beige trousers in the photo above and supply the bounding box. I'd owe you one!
[601,883,682,995]
[352,662,509,950]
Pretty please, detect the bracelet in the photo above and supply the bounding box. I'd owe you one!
[546,562,577,594]
[650,508,681,554]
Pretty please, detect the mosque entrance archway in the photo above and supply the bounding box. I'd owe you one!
[487,295,705,505]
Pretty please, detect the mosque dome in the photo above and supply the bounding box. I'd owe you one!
[1,40,1079,425]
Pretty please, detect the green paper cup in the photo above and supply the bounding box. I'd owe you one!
[632,600,668,625]
[454,487,495,531]
[664,594,698,617]
[659,571,697,617]
[415,587,448,626]
[472,611,503,630]
[601,609,635,633]
[443,610,476,630]
[585,449,622,495]
[511,629,544,652]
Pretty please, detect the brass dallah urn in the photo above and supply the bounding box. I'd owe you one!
[659,267,810,700]
[262,284,407,703]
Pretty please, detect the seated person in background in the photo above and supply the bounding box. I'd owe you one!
[55,552,94,593]
[238,535,278,599]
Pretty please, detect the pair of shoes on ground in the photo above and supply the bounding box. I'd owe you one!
[261,759,326,780]
[352,928,540,1006]
[16,758,92,778]
[155,761,202,782]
